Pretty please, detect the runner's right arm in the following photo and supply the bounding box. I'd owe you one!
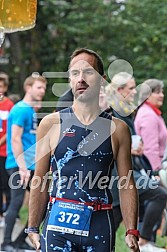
[28,113,60,250]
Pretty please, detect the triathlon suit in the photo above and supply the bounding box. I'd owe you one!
[41,107,115,252]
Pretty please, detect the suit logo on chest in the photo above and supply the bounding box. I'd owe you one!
[63,128,76,137]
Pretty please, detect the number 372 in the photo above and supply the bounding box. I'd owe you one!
[58,211,80,225]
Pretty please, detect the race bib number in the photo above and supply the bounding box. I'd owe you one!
[47,200,93,236]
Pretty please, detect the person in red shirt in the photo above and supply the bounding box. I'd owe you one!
[0,74,14,226]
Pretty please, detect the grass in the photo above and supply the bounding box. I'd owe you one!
[20,207,167,251]
[19,206,28,225]
[116,223,167,252]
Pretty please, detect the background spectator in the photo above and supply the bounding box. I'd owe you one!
[135,79,167,172]
[0,74,13,228]
[1,75,47,251]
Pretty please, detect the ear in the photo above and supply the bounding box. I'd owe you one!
[25,85,32,93]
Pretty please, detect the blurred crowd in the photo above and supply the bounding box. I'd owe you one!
[0,70,167,252]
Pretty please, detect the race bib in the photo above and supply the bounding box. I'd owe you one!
[47,200,93,236]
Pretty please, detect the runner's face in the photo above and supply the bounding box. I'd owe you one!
[69,53,102,102]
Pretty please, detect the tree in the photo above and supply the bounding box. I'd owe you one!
[0,0,167,120]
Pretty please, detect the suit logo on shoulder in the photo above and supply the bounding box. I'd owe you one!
[63,128,76,137]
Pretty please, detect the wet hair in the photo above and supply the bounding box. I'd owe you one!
[70,48,104,76]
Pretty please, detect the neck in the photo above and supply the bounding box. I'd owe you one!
[72,99,101,125]
[23,94,34,107]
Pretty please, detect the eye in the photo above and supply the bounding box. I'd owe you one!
[84,69,94,75]
[73,72,79,76]
[70,71,79,77]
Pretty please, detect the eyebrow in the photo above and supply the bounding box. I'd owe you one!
[69,67,95,72]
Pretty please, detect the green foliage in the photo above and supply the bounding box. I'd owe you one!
[0,0,167,120]
[116,223,167,252]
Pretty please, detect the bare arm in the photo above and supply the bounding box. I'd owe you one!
[112,118,139,252]
[28,113,60,250]
[0,134,6,146]
[12,125,30,184]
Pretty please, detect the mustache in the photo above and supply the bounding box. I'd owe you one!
[76,83,89,89]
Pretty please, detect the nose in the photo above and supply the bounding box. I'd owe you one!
[40,88,46,96]
[78,71,85,83]
[160,91,164,97]
[133,88,137,94]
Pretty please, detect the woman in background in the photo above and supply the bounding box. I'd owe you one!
[135,79,167,172]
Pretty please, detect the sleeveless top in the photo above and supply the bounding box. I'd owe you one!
[50,107,114,204]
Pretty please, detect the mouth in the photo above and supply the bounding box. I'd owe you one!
[77,88,87,91]
[76,86,89,92]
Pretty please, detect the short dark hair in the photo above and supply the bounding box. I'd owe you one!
[70,48,104,76]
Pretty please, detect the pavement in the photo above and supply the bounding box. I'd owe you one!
[0,219,35,252]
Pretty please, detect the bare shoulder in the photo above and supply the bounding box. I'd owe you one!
[112,116,130,136]
[112,116,131,159]
[37,112,60,137]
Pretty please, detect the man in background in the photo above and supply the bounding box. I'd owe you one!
[1,75,47,252]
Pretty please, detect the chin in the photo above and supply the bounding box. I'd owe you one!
[76,96,87,102]
[37,97,43,101]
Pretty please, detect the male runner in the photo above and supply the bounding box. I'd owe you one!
[27,48,140,252]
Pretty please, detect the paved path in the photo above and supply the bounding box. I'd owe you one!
[0,219,35,251]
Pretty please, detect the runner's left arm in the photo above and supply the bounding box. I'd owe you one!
[112,118,139,252]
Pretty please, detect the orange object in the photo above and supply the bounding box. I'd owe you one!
[0,0,37,32]
[0,0,37,46]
